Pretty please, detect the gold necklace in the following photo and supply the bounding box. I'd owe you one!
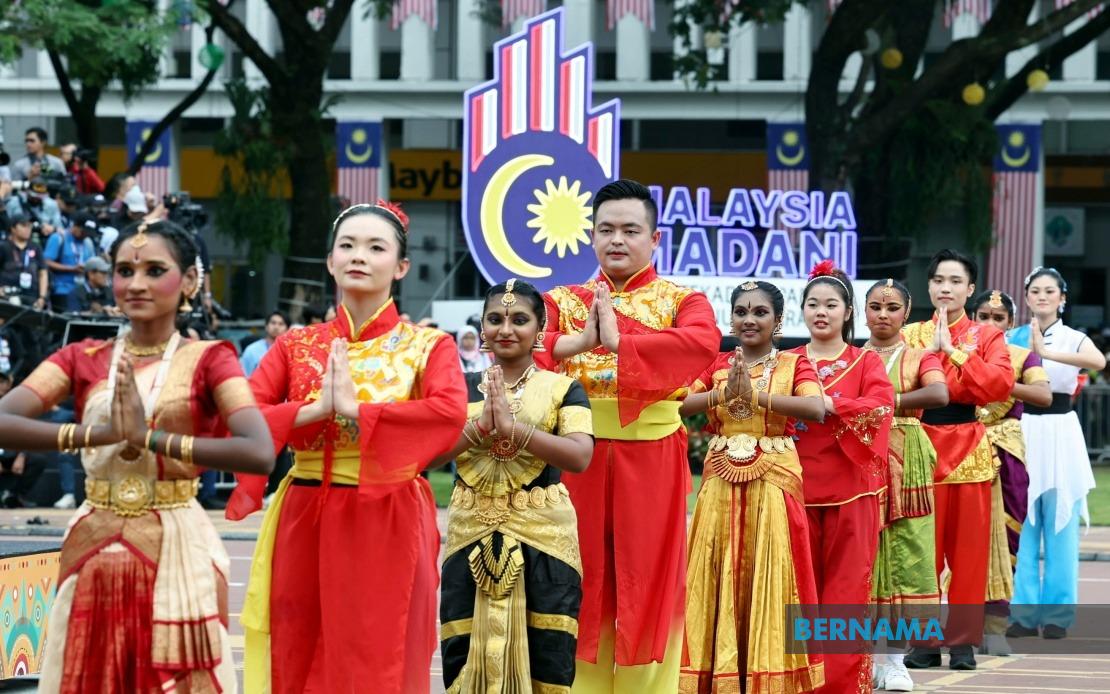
[124,337,171,357]
[863,341,902,354]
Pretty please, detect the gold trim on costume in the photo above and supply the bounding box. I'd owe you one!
[556,405,593,437]
[214,376,257,418]
[937,435,995,484]
[84,476,199,517]
[440,618,473,641]
[468,535,525,600]
[527,611,579,637]
[531,680,572,694]
[20,360,72,410]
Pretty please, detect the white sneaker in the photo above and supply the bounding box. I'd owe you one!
[53,493,76,509]
[872,661,886,688]
[882,660,914,692]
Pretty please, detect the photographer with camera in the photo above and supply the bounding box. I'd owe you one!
[11,128,65,182]
[5,177,64,241]
[61,144,105,195]
[43,212,95,313]
[0,213,48,310]
[73,255,115,315]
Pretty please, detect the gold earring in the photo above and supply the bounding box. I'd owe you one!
[773,321,783,338]
[532,332,546,352]
[479,337,492,353]
[179,297,192,314]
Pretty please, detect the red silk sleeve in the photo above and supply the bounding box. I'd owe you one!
[792,353,820,388]
[226,337,315,520]
[829,350,895,470]
[615,292,720,425]
[918,350,944,377]
[688,353,729,395]
[946,328,1013,405]
[355,334,467,496]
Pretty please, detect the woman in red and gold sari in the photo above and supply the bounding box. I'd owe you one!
[680,280,826,693]
[0,220,274,693]
[226,202,468,693]
[788,262,894,694]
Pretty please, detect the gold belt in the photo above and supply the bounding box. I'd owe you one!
[84,476,200,517]
[451,482,570,526]
[704,434,796,484]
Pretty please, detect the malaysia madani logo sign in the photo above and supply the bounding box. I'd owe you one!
[463,8,619,293]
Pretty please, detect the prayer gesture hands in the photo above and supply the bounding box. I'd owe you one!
[113,356,148,447]
[330,338,359,420]
[595,284,621,353]
[931,306,954,355]
[484,366,515,434]
[726,347,752,400]
[1030,318,1046,357]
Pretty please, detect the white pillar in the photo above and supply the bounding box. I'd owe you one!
[244,0,274,82]
[782,5,811,82]
[841,52,862,84]
[1032,139,1045,271]
[1063,19,1097,81]
[351,4,381,80]
[728,22,756,83]
[563,0,594,49]
[618,14,651,81]
[951,13,979,41]
[157,0,173,76]
[191,22,208,80]
[1006,2,1039,76]
[36,50,55,80]
[400,15,434,81]
[455,0,483,81]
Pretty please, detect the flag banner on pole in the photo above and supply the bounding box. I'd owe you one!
[336,121,382,205]
[607,0,654,30]
[126,121,172,201]
[943,0,992,27]
[989,124,1041,316]
[502,0,545,28]
[392,0,437,30]
[767,122,810,242]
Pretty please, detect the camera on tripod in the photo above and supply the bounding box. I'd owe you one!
[163,192,208,231]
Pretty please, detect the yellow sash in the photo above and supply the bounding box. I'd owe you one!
[589,398,682,441]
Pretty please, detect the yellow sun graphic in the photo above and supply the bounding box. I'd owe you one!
[526,177,593,258]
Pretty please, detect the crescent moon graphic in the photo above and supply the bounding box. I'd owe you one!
[480,153,554,278]
[1001,146,1030,168]
[137,128,163,164]
[346,143,373,165]
[776,144,805,167]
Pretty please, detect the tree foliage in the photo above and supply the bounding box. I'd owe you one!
[672,0,1110,256]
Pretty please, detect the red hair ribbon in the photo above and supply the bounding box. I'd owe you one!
[375,199,410,233]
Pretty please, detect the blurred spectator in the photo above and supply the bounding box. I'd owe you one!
[0,374,45,508]
[303,305,325,325]
[44,213,96,313]
[56,186,78,230]
[240,310,290,377]
[324,304,337,322]
[59,143,76,168]
[5,177,63,239]
[104,173,136,228]
[70,148,105,195]
[11,128,65,181]
[0,213,48,310]
[457,325,491,374]
[74,256,115,314]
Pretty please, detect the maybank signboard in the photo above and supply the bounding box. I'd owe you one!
[460,8,868,337]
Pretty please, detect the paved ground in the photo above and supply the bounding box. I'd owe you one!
[4,509,1110,692]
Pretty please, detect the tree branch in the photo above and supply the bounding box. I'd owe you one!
[319,0,356,47]
[986,8,1110,119]
[46,49,80,122]
[129,25,221,176]
[204,0,286,84]
[263,0,316,46]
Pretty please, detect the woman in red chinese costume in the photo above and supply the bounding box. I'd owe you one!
[788,261,895,694]
[0,219,274,693]
[226,202,468,692]
[680,280,826,693]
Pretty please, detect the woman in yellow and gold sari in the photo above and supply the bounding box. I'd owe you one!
[435,279,594,693]
[0,220,274,693]
[680,281,826,693]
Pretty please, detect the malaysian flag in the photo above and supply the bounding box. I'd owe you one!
[1055,0,1104,20]
[502,0,545,27]
[944,0,992,27]
[607,0,654,30]
[767,122,809,241]
[392,0,436,29]
[336,122,382,205]
[126,120,171,201]
[988,124,1041,316]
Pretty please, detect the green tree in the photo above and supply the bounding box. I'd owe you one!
[202,0,393,316]
[673,0,1110,264]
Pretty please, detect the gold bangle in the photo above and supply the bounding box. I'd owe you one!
[895,393,902,409]
[57,424,68,452]
[144,429,155,451]
[520,424,536,450]
[750,388,759,409]
[462,422,481,447]
[66,424,77,453]
[183,436,195,465]
[163,433,176,459]
[83,424,93,449]
[766,392,773,412]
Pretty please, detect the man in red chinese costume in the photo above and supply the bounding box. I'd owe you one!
[536,179,720,692]
[903,249,1014,671]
